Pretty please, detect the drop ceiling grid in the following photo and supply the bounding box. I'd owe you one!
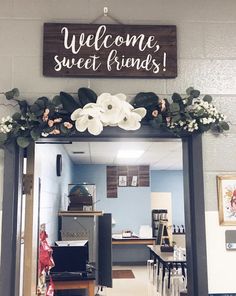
[64,141,183,170]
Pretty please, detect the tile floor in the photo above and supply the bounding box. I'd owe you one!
[98,265,186,296]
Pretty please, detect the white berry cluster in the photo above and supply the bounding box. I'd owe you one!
[168,119,199,132]
[0,116,13,134]
[195,99,226,123]
[168,98,226,133]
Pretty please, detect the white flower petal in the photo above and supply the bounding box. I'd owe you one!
[115,93,127,101]
[132,107,147,118]
[83,103,99,109]
[71,108,83,120]
[88,118,103,135]
[122,101,134,112]
[75,116,88,132]
[101,110,124,125]
[118,113,141,131]
[96,93,112,105]
[80,107,102,117]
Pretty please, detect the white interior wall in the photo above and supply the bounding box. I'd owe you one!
[0,0,236,293]
[34,144,73,244]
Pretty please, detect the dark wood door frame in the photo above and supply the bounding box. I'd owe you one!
[0,127,208,296]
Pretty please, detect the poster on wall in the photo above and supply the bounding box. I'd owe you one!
[217,175,236,225]
[43,23,177,78]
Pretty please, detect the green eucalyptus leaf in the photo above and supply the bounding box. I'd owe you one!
[186,87,194,95]
[150,118,161,128]
[18,100,28,116]
[4,88,20,100]
[184,112,192,120]
[34,109,44,116]
[60,91,80,113]
[190,89,200,98]
[60,124,70,134]
[12,126,20,135]
[170,102,180,113]
[203,95,213,103]
[28,113,41,122]
[30,129,41,141]
[78,88,97,107]
[12,112,21,121]
[172,114,181,123]
[220,121,230,131]
[187,97,193,106]
[197,109,205,116]
[155,114,163,124]
[172,93,182,103]
[36,99,46,108]
[133,92,158,108]
[52,95,62,106]
[12,88,20,97]
[30,103,40,113]
[17,137,30,148]
[5,90,15,100]
[0,133,7,144]
[199,124,210,132]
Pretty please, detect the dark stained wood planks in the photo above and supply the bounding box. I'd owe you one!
[43,23,177,78]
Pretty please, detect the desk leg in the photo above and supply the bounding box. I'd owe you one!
[88,280,95,296]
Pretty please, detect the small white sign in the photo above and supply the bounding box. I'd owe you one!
[119,176,127,186]
[131,176,138,186]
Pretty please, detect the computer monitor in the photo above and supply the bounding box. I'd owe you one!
[50,245,88,273]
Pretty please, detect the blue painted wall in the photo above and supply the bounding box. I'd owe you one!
[72,164,151,234]
[150,170,184,226]
[72,165,185,233]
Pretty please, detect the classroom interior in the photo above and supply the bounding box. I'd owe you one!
[26,139,187,296]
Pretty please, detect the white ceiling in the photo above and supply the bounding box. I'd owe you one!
[63,140,183,170]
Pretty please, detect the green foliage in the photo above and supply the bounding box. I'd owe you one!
[78,87,97,106]
[133,92,159,108]
[59,92,80,113]
[0,87,229,147]
[203,95,213,103]
[0,133,7,145]
[172,93,182,103]
[16,137,30,148]
[4,88,20,100]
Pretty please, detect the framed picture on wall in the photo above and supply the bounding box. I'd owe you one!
[118,176,127,187]
[217,175,236,225]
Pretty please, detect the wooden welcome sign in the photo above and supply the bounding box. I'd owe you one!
[43,23,177,78]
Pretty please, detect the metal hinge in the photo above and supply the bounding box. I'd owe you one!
[22,174,33,195]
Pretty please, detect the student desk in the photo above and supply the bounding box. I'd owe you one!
[112,236,156,264]
[53,278,95,296]
[112,237,156,245]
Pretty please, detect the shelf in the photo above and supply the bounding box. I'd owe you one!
[58,211,103,217]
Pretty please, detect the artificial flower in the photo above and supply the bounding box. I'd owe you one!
[118,108,146,131]
[63,122,73,129]
[96,93,129,125]
[49,129,60,135]
[42,109,50,122]
[71,106,103,136]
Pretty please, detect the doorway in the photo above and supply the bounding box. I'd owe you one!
[0,128,208,296]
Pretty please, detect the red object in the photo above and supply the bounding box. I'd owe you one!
[38,230,55,274]
[38,229,55,296]
[46,277,55,296]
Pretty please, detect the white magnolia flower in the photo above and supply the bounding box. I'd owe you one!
[118,108,146,131]
[96,93,130,125]
[71,106,103,136]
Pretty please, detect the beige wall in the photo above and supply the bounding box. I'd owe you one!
[0,0,236,293]
[0,149,4,261]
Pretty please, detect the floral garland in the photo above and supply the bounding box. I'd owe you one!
[0,87,229,148]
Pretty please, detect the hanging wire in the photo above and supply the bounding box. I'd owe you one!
[91,6,123,24]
